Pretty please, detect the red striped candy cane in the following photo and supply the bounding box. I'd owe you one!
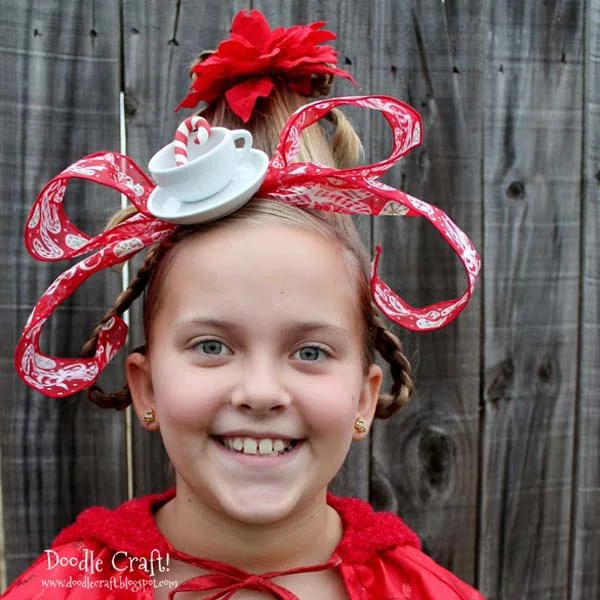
[174,116,211,166]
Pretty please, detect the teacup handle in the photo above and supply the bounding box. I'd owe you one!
[231,130,252,162]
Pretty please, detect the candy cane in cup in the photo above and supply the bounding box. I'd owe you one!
[173,116,211,166]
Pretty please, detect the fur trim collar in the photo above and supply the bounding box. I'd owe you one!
[53,490,420,565]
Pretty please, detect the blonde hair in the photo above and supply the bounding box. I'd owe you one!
[82,57,413,418]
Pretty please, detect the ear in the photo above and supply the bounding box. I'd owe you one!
[353,363,383,440]
[126,351,159,431]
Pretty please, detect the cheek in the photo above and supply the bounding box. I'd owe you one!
[151,366,224,426]
[298,375,362,426]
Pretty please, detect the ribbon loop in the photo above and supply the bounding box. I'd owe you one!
[262,95,421,187]
[25,152,158,262]
[15,226,174,398]
[259,95,480,331]
[16,152,176,397]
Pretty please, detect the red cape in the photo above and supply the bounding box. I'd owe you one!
[2,490,484,599]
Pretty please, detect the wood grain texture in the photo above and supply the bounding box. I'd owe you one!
[369,0,484,584]
[570,1,600,597]
[252,0,375,500]
[0,0,125,587]
[122,0,248,497]
[479,1,583,598]
[2,1,600,596]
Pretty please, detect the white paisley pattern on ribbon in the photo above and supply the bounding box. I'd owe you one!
[15,95,480,398]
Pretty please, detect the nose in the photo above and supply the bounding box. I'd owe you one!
[230,358,291,413]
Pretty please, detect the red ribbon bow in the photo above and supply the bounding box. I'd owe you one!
[15,95,480,398]
[167,554,341,599]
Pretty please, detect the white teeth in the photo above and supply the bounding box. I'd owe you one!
[258,439,273,454]
[243,438,258,454]
[221,437,294,456]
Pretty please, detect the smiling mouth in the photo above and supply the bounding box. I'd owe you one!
[213,436,300,457]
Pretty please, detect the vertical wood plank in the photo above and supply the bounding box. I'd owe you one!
[123,0,248,497]
[2,3,594,595]
[251,0,374,500]
[571,1,600,597]
[370,0,484,583]
[0,0,124,588]
[0,441,5,590]
[479,2,583,598]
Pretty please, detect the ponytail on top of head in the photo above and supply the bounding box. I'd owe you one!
[188,51,363,169]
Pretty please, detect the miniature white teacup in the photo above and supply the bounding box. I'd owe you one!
[148,127,253,203]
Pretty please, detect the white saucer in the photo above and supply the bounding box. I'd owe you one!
[147,149,269,225]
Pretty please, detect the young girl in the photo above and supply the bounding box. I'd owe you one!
[5,9,482,600]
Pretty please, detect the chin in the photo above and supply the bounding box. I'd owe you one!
[228,507,291,526]
[218,486,311,526]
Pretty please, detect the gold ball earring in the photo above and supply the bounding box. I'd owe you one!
[354,417,368,434]
[143,409,156,425]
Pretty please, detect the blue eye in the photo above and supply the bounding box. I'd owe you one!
[295,346,329,361]
[194,340,229,356]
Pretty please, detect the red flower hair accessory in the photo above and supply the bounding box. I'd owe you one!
[15,95,480,398]
[176,9,357,123]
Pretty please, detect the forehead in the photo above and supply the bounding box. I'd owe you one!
[154,220,362,333]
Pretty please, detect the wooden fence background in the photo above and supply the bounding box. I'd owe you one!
[0,1,597,598]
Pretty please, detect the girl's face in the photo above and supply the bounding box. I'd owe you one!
[127,220,382,526]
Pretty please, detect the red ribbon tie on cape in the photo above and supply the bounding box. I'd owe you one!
[168,555,342,599]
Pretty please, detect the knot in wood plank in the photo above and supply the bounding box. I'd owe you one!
[486,358,515,404]
[506,181,526,200]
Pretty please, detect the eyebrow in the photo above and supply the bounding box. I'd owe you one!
[174,318,352,338]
